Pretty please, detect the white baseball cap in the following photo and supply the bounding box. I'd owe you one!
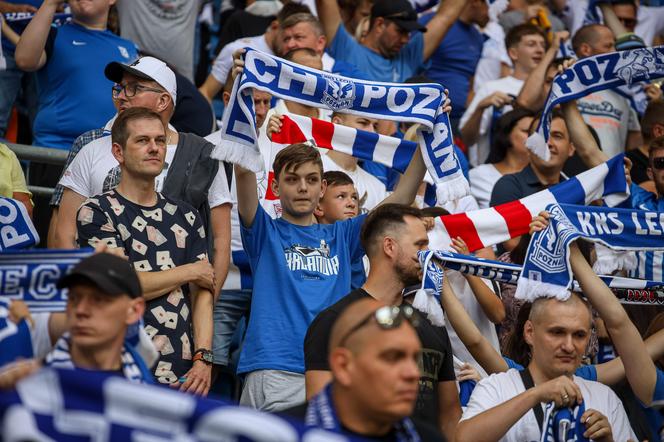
[105,56,177,105]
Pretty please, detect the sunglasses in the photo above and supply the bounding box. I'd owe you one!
[653,157,664,170]
[338,304,419,347]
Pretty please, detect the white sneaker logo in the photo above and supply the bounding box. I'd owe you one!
[72,40,86,46]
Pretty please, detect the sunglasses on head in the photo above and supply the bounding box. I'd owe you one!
[653,157,664,170]
[338,304,419,347]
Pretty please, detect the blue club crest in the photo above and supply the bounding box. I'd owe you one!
[321,75,355,111]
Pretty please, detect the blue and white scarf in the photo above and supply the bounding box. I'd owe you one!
[44,333,152,384]
[306,383,421,442]
[0,197,39,250]
[216,48,469,202]
[516,203,664,301]
[0,368,358,441]
[527,46,664,160]
[0,299,32,366]
[0,248,93,311]
[415,249,664,325]
[542,401,589,442]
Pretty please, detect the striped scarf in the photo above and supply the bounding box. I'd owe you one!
[215,48,469,203]
[438,154,628,252]
[0,197,39,250]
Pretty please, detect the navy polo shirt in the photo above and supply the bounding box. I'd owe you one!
[489,165,566,207]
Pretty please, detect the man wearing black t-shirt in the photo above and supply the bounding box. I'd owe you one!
[304,204,460,440]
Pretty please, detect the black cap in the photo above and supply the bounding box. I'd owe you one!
[57,253,142,299]
[371,0,427,33]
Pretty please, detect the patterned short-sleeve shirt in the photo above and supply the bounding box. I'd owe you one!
[76,190,208,384]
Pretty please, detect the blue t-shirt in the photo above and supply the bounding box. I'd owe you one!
[420,16,483,120]
[628,184,664,280]
[327,24,424,83]
[239,205,366,374]
[33,23,138,149]
[643,368,664,438]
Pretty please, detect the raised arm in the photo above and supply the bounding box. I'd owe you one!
[561,100,608,168]
[570,242,657,405]
[516,31,568,111]
[315,0,343,47]
[14,0,60,71]
[422,0,466,61]
[440,276,508,375]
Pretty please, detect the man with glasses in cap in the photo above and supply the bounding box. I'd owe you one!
[315,0,465,82]
[304,203,460,439]
[0,252,152,389]
[287,297,445,441]
[50,56,232,311]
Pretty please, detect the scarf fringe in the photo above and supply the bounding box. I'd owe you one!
[435,175,471,205]
[211,141,265,173]
[526,131,550,161]
[514,277,571,302]
[412,289,445,327]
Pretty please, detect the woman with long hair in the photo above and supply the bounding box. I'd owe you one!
[469,108,534,208]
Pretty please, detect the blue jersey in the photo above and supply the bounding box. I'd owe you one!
[628,184,664,281]
[643,368,664,438]
[33,23,137,149]
[327,24,424,83]
[238,205,366,374]
[420,16,483,120]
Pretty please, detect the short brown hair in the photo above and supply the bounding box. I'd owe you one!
[360,203,422,257]
[649,135,664,163]
[280,12,324,36]
[272,143,323,180]
[111,107,164,149]
[572,24,609,54]
[323,170,354,188]
[505,23,547,50]
[641,100,664,142]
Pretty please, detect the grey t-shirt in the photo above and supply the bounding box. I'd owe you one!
[116,0,202,80]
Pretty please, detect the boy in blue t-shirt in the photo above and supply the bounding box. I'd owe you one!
[234,137,428,411]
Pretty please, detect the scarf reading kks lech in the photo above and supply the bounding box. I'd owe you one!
[215,47,468,203]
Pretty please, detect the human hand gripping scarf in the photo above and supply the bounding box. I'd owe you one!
[516,203,664,301]
[214,48,469,203]
[527,46,664,160]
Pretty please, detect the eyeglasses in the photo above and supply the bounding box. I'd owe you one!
[653,157,664,170]
[338,304,419,347]
[111,83,164,99]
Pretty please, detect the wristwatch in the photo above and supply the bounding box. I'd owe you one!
[193,348,213,365]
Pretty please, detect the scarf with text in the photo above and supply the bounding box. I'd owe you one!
[215,48,468,202]
[306,383,420,442]
[517,203,664,301]
[0,197,39,250]
[527,46,664,160]
[415,249,664,325]
[438,154,628,252]
[0,368,357,441]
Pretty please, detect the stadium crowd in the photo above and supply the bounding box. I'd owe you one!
[1,0,664,440]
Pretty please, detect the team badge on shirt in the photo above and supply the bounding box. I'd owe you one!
[284,240,340,276]
[118,46,130,59]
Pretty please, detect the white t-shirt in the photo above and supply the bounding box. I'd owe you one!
[461,369,636,442]
[428,195,501,377]
[211,34,272,85]
[321,153,387,213]
[577,90,641,158]
[469,163,503,209]
[460,76,524,167]
[59,132,231,209]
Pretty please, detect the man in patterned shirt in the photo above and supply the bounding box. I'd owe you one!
[76,107,214,395]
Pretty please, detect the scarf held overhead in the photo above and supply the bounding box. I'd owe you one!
[438,154,628,252]
[517,203,664,301]
[215,48,469,202]
[527,45,664,160]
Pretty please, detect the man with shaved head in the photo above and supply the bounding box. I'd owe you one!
[303,203,460,439]
[286,297,444,441]
[456,238,638,441]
